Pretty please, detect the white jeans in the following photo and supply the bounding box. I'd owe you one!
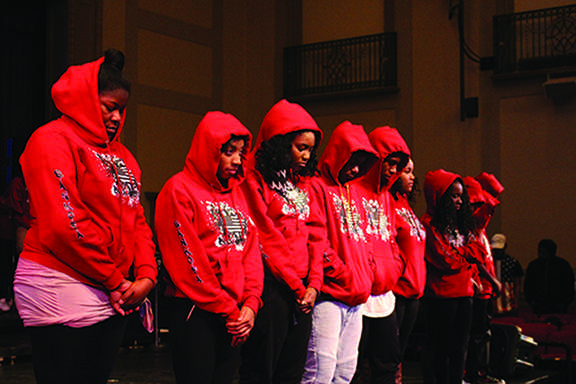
[301,300,363,384]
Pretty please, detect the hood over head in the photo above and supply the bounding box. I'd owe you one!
[318,121,378,185]
[253,99,322,152]
[52,56,123,145]
[463,176,485,206]
[423,169,462,216]
[366,126,411,192]
[464,175,500,230]
[185,111,252,191]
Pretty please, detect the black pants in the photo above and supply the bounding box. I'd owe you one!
[464,297,492,380]
[167,297,241,384]
[394,295,420,357]
[28,315,128,384]
[239,277,312,384]
[422,297,473,384]
[354,311,401,384]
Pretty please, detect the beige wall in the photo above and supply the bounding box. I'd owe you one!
[95,0,576,269]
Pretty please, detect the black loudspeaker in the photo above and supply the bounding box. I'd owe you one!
[463,97,479,118]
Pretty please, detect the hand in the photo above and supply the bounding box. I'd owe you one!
[118,278,155,311]
[231,334,249,348]
[297,287,318,314]
[109,279,133,316]
[226,306,255,339]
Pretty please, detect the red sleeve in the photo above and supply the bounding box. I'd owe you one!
[239,215,264,315]
[21,130,124,290]
[307,180,349,285]
[154,183,242,320]
[242,175,307,298]
[132,202,158,284]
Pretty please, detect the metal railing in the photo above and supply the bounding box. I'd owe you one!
[283,32,397,98]
[494,5,576,74]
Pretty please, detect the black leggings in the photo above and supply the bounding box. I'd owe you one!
[167,297,241,384]
[28,315,128,384]
[239,276,312,384]
[394,295,420,357]
[422,297,473,384]
[354,312,401,384]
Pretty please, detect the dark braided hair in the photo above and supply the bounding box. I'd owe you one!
[255,130,320,185]
[98,49,131,94]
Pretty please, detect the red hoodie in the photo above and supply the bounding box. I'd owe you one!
[392,193,427,299]
[242,100,323,299]
[19,57,157,291]
[463,176,500,299]
[356,126,409,296]
[421,170,487,298]
[155,112,263,321]
[307,121,378,306]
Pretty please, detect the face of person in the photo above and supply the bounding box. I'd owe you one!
[399,159,415,194]
[99,88,129,141]
[380,155,402,188]
[448,181,464,211]
[217,138,246,185]
[339,151,371,184]
[290,131,316,172]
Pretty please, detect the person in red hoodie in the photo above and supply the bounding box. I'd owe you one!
[154,111,263,384]
[13,49,157,384]
[352,126,408,384]
[239,100,323,384]
[389,158,426,382]
[462,176,503,384]
[302,121,378,384]
[420,170,487,384]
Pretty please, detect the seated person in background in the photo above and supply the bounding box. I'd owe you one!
[524,239,575,315]
[491,234,523,316]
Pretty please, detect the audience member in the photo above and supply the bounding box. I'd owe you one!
[524,239,575,315]
[491,234,523,316]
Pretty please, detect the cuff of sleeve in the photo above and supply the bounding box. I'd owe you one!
[226,307,242,322]
[242,295,262,316]
[102,270,125,291]
[135,264,158,285]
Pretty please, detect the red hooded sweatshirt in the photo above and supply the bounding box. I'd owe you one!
[19,57,157,291]
[307,121,378,306]
[242,100,323,299]
[155,112,263,321]
[356,126,409,296]
[421,170,487,298]
[392,192,427,299]
[463,176,500,299]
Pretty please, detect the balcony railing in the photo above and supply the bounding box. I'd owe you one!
[494,5,576,75]
[283,32,397,98]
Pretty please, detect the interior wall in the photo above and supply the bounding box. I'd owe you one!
[500,95,576,267]
[302,0,384,43]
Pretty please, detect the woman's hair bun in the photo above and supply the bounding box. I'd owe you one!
[103,48,125,71]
